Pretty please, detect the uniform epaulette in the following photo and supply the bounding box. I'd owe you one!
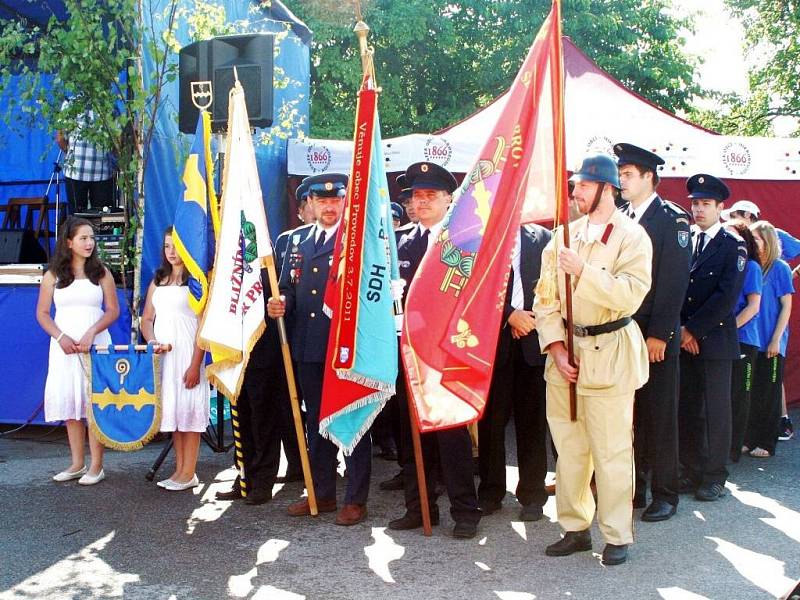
[724,228,744,243]
[662,200,691,221]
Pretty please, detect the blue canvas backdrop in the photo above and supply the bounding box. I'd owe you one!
[0,1,310,423]
[140,0,311,293]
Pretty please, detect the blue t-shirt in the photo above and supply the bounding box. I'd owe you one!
[756,259,795,356]
[778,228,800,261]
[735,259,763,348]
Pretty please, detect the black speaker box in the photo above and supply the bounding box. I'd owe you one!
[179,34,274,134]
[0,229,47,264]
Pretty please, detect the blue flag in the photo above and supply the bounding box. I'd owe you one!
[319,77,400,454]
[173,111,219,315]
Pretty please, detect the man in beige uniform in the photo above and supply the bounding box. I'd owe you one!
[534,153,652,566]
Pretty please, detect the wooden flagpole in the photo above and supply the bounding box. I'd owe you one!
[353,1,431,535]
[551,0,578,421]
[265,254,317,515]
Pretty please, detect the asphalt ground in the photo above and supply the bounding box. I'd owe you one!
[0,408,798,600]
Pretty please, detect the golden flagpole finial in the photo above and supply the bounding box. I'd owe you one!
[353,1,376,82]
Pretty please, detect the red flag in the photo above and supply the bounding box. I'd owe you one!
[401,2,567,432]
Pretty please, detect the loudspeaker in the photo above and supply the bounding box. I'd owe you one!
[179,34,274,134]
[0,229,47,264]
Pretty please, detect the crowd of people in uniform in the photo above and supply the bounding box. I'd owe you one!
[39,142,798,567]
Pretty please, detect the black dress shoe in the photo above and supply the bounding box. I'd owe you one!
[641,499,676,522]
[545,529,592,556]
[215,487,243,501]
[244,489,272,505]
[518,504,543,522]
[479,499,502,515]
[695,482,727,501]
[275,472,304,484]
[453,521,478,539]
[379,473,404,491]
[678,476,699,494]
[388,509,440,530]
[602,543,628,565]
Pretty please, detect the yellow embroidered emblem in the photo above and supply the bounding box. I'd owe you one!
[451,319,479,349]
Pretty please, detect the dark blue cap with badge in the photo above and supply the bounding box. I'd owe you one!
[686,173,730,202]
[304,172,348,198]
[614,143,665,171]
[390,202,404,220]
[296,179,310,202]
[404,161,458,193]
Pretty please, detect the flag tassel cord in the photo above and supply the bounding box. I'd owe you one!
[264,254,318,515]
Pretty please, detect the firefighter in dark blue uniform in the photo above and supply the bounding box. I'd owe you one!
[268,172,372,526]
[615,143,692,522]
[269,178,315,483]
[678,174,747,501]
[387,161,481,539]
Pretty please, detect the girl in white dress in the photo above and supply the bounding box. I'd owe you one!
[140,227,209,491]
[36,217,120,485]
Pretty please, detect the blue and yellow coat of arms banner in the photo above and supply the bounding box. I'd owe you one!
[84,346,162,451]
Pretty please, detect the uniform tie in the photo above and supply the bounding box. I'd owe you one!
[693,231,706,265]
[315,229,326,252]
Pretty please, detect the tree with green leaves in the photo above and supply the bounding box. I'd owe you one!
[0,0,180,313]
[714,0,800,136]
[289,0,701,139]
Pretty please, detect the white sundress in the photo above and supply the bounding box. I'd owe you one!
[153,285,210,432]
[43,278,112,422]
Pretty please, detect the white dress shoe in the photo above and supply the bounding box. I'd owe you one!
[165,474,199,491]
[156,478,174,488]
[78,469,106,485]
[53,466,87,482]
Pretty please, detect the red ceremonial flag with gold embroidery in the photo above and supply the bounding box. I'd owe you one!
[401,1,568,432]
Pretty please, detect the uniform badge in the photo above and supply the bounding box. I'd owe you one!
[421,164,429,172]
[325,182,333,191]
[339,347,350,363]
[678,231,689,248]
[737,256,746,272]
[698,176,705,184]
[329,255,334,266]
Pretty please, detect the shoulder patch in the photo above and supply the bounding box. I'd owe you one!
[737,255,746,272]
[677,230,689,248]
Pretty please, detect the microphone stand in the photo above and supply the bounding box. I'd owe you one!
[44,150,64,248]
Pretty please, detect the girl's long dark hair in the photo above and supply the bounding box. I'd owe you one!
[154,226,188,286]
[49,217,105,288]
[726,219,761,266]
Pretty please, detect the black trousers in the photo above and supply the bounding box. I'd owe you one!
[397,371,480,524]
[746,353,784,455]
[478,342,547,508]
[297,361,371,504]
[274,364,303,475]
[730,343,758,460]
[236,366,282,494]
[65,177,114,212]
[634,354,680,506]
[679,354,732,486]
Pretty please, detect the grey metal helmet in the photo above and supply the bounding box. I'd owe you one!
[569,153,620,189]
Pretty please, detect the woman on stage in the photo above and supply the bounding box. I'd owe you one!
[140,227,209,491]
[36,216,119,485]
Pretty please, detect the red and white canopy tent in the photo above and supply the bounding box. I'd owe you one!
[287,37,800,402]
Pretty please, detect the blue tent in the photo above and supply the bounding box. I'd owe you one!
[0,0,311,424]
